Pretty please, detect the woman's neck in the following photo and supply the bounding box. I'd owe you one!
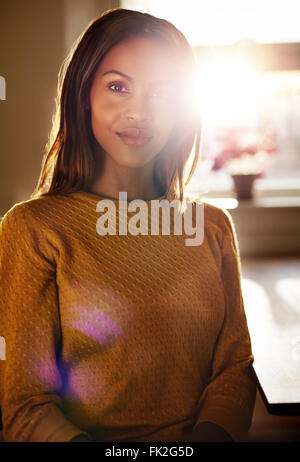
[90,155,165,201]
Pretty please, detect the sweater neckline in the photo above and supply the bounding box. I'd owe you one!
[70,190,167,203]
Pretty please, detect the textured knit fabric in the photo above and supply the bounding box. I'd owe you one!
[0,191,256,442]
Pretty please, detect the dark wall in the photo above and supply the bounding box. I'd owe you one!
[0,0,119,216]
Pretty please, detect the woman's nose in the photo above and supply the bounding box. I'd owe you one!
[124,92,150,122]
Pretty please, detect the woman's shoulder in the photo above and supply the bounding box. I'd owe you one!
[185,195,234,231]
[0,193,71,232]
[185,195,238,254]
[185,197,241,265]
[0,194,76,265]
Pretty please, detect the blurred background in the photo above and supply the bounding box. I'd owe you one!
[0,0,300,442]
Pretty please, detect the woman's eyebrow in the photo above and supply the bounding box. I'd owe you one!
[102,69,167,85]
[102,70,134,82]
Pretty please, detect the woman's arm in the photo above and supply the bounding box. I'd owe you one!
[0,204,90,442]
[69,434,92,442]
[189,422,233,442]
[191,209,257,442]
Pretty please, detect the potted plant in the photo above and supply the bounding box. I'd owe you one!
[208,123,278,199]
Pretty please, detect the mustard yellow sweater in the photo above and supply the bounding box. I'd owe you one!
[0,191,256,442]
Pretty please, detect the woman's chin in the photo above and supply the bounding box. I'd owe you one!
[113,154,157,169]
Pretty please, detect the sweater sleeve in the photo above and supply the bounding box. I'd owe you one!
[0,203,92,442]
[193,208,257,442]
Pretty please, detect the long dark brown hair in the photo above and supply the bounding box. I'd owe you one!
[31,8,202,209]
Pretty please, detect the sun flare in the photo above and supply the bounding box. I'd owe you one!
[196,52,264,125]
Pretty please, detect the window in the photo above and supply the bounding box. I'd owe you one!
[121,0,300,195]
[121,0,300,46]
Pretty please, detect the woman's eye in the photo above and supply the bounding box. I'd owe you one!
[150,87,169,99]
[106,82,169,99]
[107,82,128,94]
[151,90,162,97]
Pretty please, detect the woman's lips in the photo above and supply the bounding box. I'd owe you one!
[116,128,153,147]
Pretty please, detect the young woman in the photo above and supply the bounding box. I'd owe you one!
[0,8,256,442]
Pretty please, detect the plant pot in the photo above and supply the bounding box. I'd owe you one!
[231,173,257,200]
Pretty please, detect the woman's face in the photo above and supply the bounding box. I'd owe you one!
[89,35,177,168]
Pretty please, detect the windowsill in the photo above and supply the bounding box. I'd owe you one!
[190,188,300,257]
[201,195,300,210]
[186,171,300,203]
